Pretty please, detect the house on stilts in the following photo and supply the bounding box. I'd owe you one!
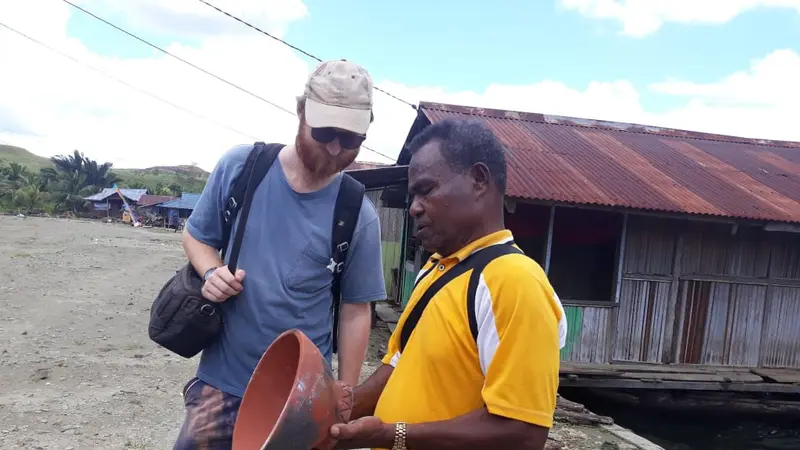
[365,101,800,405]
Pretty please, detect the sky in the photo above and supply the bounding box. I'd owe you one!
[0,0,799,171]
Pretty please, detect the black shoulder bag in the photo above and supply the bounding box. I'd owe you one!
[148,142,282,358]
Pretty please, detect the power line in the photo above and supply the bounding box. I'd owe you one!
[62,0,294,117]
[195,0,418,111]
[60,0,397,162]
[0,21,260,143]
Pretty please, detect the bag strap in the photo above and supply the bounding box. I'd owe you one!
[398,241,521,353]
[465,243,523,340]
[330,172,365,354]
[224,142,283,271]
[412,260,438,289]
[221,144,261,258]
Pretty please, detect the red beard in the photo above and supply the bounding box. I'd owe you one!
[295,135,355,179]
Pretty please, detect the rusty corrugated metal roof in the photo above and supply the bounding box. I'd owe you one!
[416,102,800,224]
[138,194,176,207]
[346,161,390,171]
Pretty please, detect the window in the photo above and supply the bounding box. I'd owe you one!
[548,208,623,303]
[504,203,551,266]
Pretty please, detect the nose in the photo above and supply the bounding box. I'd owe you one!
[409,196,423,218]
[326,139,342,156]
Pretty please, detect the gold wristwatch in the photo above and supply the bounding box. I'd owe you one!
[391,422,407,450]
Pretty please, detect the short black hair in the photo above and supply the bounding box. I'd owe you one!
[407,118,507,194]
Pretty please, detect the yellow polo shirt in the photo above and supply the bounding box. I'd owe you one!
[373,230,564,442]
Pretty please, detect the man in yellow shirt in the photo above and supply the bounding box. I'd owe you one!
[330,118,567,450]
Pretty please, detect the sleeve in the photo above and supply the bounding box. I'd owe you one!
[340,196,387,304]
[476,260,562,429]
[185,144,251,250]
[381,328,402,367]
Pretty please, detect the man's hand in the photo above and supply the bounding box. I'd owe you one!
[335,380,355,423]
[330,416,392,450]
[201,266,245,302]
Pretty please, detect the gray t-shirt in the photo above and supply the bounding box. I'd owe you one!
[185,143,387,397]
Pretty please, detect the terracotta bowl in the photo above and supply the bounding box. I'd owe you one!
[232,329,349,450]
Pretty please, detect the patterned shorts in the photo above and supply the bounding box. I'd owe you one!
[173,377,242,450]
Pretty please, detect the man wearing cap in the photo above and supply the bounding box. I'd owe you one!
[172,59,386,449]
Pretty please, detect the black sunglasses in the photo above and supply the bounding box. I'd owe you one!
[311,127,366,150]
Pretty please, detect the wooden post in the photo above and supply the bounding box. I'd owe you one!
[544,205,555,275]
[604,213,628,363]
[614,213,629,304]
[663,233,685,364]
[397,193,411,308]
[757,235,776,368]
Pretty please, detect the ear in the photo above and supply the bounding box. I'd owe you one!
[470,162,492,195]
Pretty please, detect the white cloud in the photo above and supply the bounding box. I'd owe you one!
[0,0,310,170]
[0,0,798,175]
[73,0,308,38]
[559,0,800,37]
[647,49,800,140]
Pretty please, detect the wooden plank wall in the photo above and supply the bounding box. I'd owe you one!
[560,306,611,363]
[560,215,800,369]
[614,216,680,364]
[365,190,404,301]
[615,216,800,369]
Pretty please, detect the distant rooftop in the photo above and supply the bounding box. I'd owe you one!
[84,188,148,203]
[138,194,176,207]
[158,193,201,210]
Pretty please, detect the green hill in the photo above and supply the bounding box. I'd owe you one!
[0,144,209,193]
[114,166,209,194]
[0,144,53,171]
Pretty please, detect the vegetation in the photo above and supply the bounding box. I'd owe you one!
[114,165,208,195]
[0,144,54,171]
[0,145,209,215]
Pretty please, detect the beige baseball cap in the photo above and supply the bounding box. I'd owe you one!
[303,59,374,135]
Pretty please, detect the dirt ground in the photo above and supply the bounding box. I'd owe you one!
[0,216,657,450]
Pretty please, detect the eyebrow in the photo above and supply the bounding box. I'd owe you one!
[408,177,435,194]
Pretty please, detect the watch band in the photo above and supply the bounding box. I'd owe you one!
[203,267,217,282]
[391,422,407,450]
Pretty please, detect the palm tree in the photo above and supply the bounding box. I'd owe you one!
[2,162,30,190]
[39,167,59,190]
[83,159,121,187]
[51,170,96,213]
[51,150,121,189]
[0,177,13,208]
[51,150,85,175]
[12,185,50,214]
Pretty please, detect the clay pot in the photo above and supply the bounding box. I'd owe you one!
[232,328,351,450]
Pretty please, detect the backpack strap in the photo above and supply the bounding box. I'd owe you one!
[222,142,283,269]
[465,242,522,340]
[330,173,366,354]
[413,260,438,289]
[398,241,520,353]
[221,144,260,257]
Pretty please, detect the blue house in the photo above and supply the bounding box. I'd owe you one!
[157,193,201,228]
[84,188,148,218]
